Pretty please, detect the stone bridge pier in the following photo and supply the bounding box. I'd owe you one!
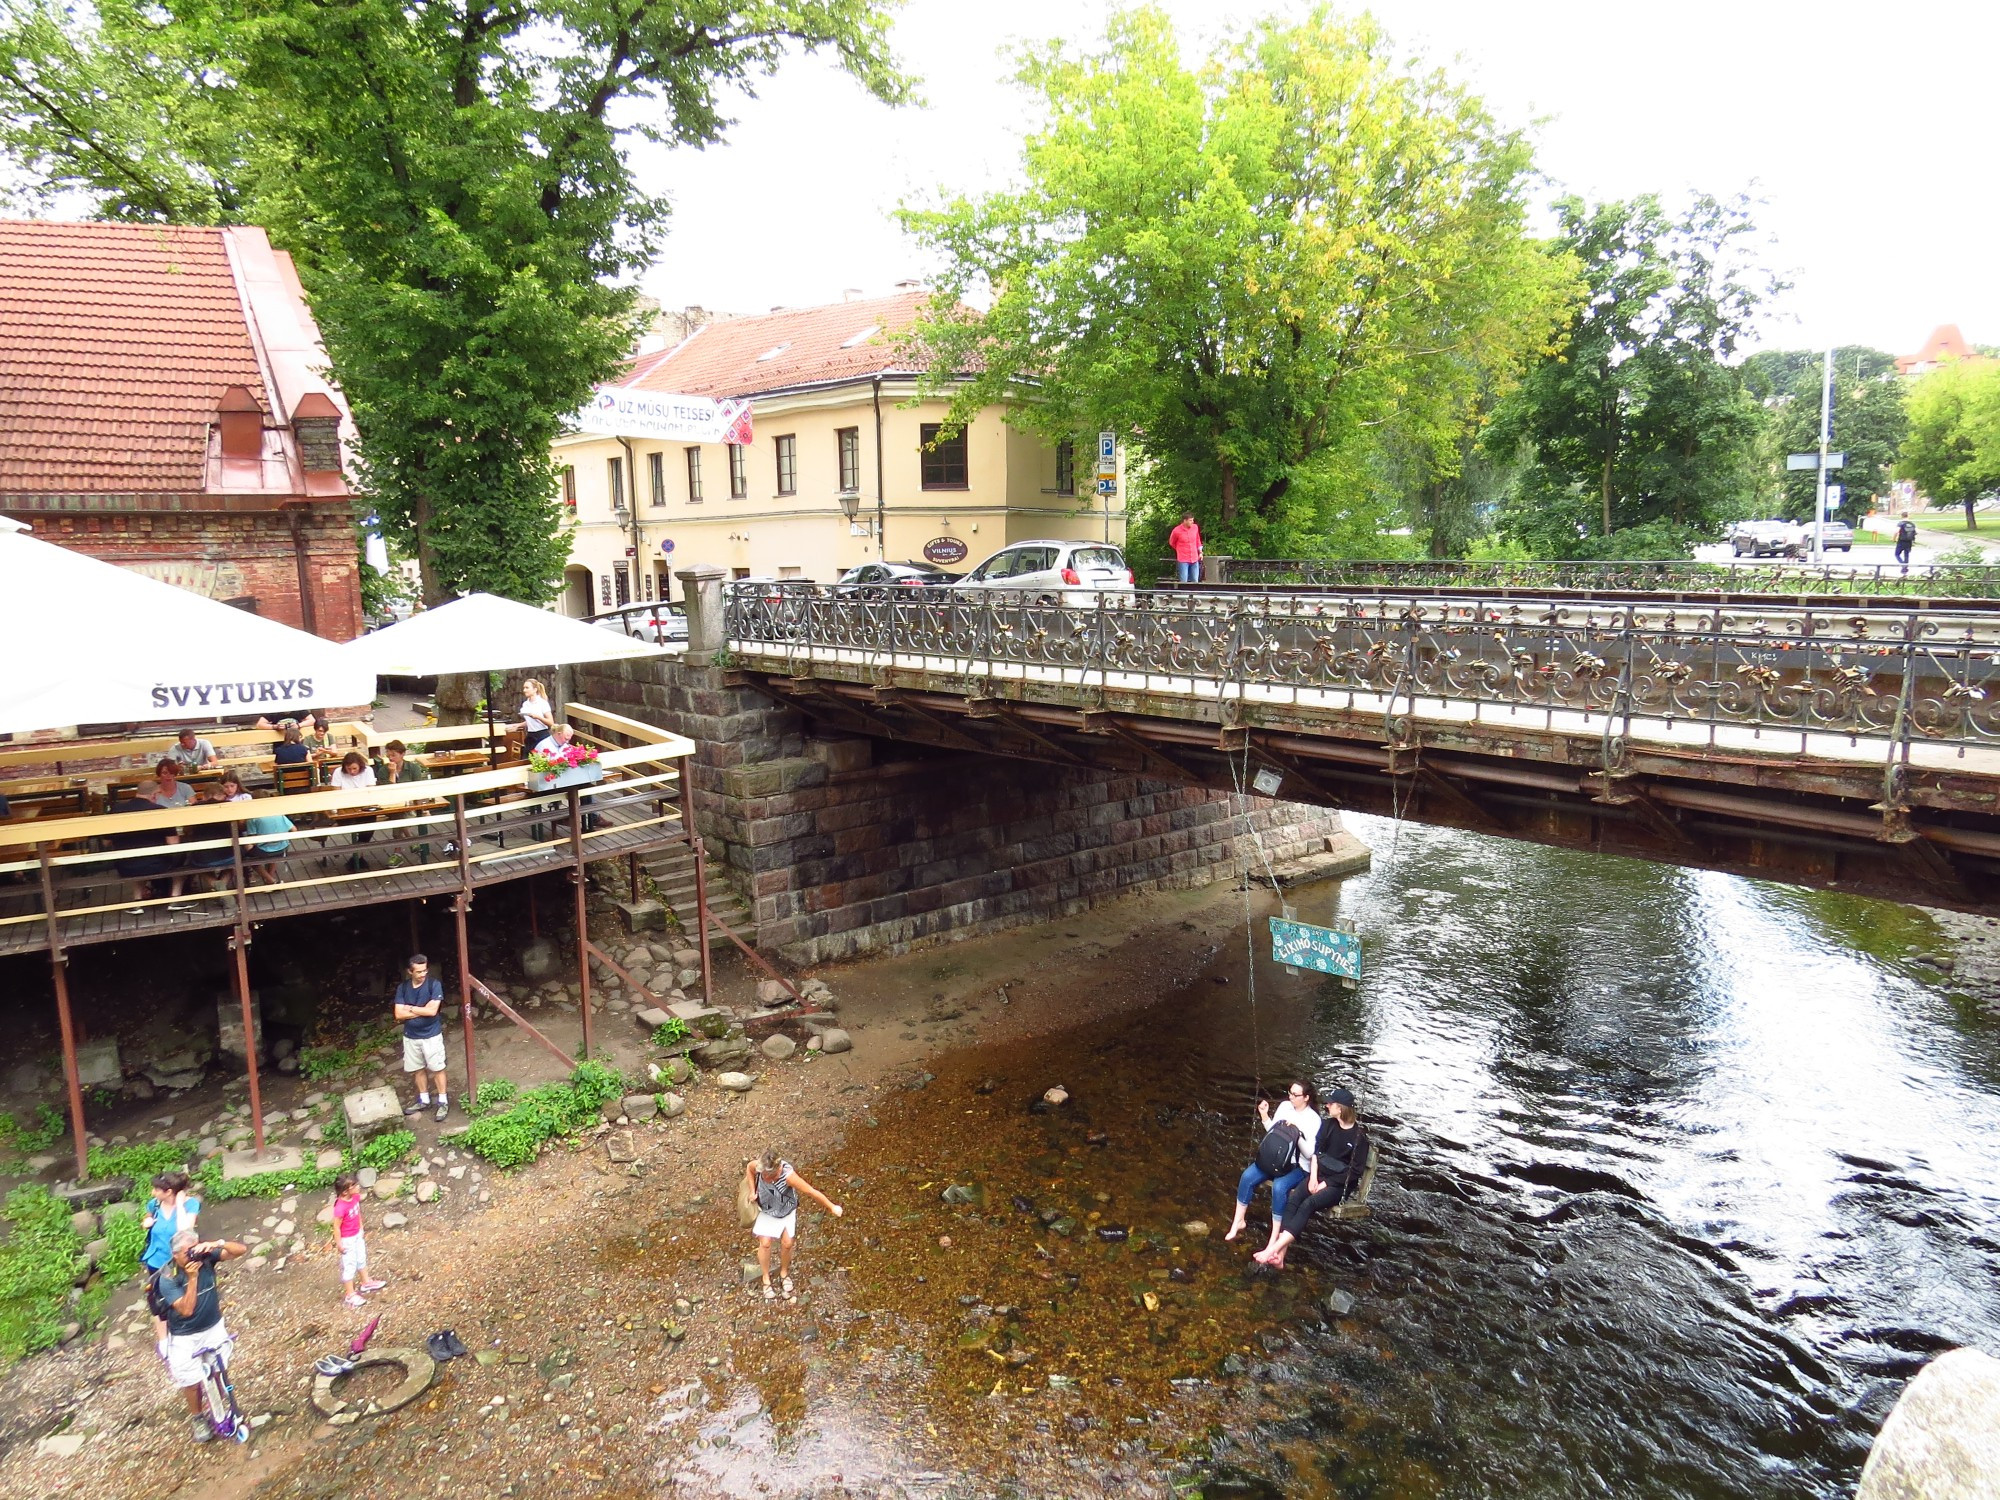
[573,568,1361,965]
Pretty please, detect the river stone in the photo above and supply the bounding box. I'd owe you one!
[759,1034,797,1061]
[382,1212,408,1230]
[755,979,789,1007]
[1856,1347,2000,1500]
[715,1072,755,1093]
[520,937,561,983]
[416,1180,439,1204]
[315,1149,344,1172]
[621,1093,659,1121]
[605,1130,639,1164]
[635,1007,671,1031]
[658,1092,686,1119]
[817,1028,852,1055]
[372,1173,406,1201]
[69,1210,99,1238]
[660,1057,694,1086]
[1325,1289,1356,1317]
[694,1037,752,1069]
[1181,1220,1210,1238]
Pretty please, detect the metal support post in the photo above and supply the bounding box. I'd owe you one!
[680,765,712,1004]
[230,929,265,1155]
[37,847,90,1182]
[569,788,593,1059]
[453,797,477,1098]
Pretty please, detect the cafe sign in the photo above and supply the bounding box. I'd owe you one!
[922,536,970,566]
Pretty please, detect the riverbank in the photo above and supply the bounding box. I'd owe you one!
[0,876,1277,1500]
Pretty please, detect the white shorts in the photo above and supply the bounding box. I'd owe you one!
[751,1211,797,1241]
[166,1319,230,1388]
[340,1234,367,1282]
[402,1034,445,1073]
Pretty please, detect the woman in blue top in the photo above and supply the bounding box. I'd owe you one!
[142,1170,199,1358]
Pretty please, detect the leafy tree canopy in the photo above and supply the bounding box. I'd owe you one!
[0,0,908,606]
[1899,361,2000,528]
[1487,194,1779,560]
[901,4,1576,561]
[1739,348,1906,525]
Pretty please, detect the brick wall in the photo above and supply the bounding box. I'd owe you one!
[14,507,363,641]
[575,657,1354,965]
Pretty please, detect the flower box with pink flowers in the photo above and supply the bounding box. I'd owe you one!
[526,741,603,790]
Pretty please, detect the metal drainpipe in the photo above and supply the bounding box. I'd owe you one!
[872,377,887,560]
[618,436,642,599]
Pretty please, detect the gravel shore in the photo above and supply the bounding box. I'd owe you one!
[0,880,1256,1500]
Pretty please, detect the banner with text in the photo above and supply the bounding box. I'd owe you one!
[573,386,754,446]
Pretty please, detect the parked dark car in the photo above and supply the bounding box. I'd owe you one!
[835,561,961,597]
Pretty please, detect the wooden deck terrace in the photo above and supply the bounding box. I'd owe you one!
[1,703,708,1178]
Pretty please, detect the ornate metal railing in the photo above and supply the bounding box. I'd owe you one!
[723,583,2000,760]
[1206,557,2000,601]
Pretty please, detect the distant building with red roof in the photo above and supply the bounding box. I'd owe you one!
[1896,324,1989,377]
[0,220,363,640]
[552,290,1123,611]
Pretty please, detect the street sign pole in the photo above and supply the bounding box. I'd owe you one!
[1814,348,1834,563]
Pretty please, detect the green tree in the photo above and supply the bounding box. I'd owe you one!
[0,0,906,614]
[1899,362,2000,528]
[1487,195,1777,559]
[901,4,1575,561]
[1740,348,1906,524]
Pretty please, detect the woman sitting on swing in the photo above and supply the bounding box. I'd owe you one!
[1255,1086,1370,1268]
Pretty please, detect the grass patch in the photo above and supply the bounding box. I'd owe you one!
[358,1130,415,1170]
[86,1141,193,1184]
[298,1021,399,1083]
[0,1185,87,1359]
[461,1062,626,1170]
[467,1079,520,1117]
[0,1106,67,1157]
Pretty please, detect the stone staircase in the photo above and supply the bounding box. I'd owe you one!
[638,841,754,946]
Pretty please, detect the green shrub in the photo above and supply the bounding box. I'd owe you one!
[196,1159,344,1203]
[463,1063,628,1170]
[0,1105,67,1156]
[0,1185,86,1359]
[651,1017,691,1046]
[298,1021,398,1083]
[86,1141,192,1184]
[359,1131,415,1169]
[467,1079,521,1117]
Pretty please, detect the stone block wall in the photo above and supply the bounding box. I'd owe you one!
[574,657,1353,966]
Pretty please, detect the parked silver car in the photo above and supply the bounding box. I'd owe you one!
[951,540,1134,603]
[1795,521,1855,552]
[1731,520,1800,558]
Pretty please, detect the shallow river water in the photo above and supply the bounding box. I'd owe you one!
[670,815,2000,1499]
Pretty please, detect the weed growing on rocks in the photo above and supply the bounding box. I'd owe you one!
[462,1062,626,1169]
[86,1141,193,1183]
[0,1186,84,1359]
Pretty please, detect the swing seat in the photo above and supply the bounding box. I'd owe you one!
[1328,1149,1377,1221]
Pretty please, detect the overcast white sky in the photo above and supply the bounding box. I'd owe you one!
[631,0,1997,358]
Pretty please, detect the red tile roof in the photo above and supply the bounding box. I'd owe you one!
[1896,323,1987,375]
[0,220,352,498]
[621,291,932,399]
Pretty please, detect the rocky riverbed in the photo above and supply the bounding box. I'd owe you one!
[0,880,1259,1500]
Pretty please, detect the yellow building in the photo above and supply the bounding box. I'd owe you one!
[551,290,1124,613]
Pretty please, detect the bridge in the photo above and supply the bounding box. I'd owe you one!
[705,572,2000,915]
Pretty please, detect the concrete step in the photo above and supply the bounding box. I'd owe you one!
[636,842,752,937]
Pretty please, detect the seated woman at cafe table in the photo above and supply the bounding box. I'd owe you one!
[150,758,197,810]
[273,722,311,767]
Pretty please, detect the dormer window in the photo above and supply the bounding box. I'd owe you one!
[755,343,791,362]
[840,324,880,349]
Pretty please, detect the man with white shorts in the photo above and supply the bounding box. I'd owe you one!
[394,953,450,1120]
[156,1229,247,1441]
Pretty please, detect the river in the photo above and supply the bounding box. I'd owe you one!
[692,812,2000,1499]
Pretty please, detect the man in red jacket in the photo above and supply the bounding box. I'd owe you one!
[1169,513,1203,584]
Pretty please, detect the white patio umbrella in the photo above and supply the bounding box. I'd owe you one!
[337,592,668,750]
[0,519,377,736]
[337,592,668,677]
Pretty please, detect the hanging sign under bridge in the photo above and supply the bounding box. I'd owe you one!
[571,385,754,446]
[1269,918,1362,979]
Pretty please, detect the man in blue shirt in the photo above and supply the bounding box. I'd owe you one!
[394,953,450,1121]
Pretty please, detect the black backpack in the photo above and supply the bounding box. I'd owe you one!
[1255,1120,1303,1175]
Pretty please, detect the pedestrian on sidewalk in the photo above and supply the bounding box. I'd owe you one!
[330,1172,387,1308]
[394,953,451,1120]
[1894,518,1918,565]
[744,1148,843,1302]
[1169,512,1204,585]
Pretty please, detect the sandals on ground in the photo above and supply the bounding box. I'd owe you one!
[762,1283,775,1300]
[781,1277,794,1295]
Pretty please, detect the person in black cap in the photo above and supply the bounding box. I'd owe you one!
[1255,1086,1369,1268]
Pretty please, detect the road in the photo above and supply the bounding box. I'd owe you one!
[1692,534,2000,566]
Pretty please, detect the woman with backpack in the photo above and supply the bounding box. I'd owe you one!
[1224,1081,1318,1242]
[1254,1086,1371,1268]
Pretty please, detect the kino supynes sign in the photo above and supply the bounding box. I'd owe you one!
[572,386,754,446]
